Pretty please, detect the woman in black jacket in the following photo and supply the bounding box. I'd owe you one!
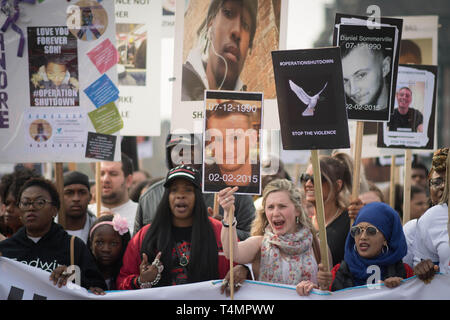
[0,177,106,294]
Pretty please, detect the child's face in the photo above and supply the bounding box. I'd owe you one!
[90,225,123,267]
[46,62,67,86]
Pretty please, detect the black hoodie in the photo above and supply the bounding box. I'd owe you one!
[0,222,106,290]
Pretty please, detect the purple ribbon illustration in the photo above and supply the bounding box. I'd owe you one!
[1,0,36,57]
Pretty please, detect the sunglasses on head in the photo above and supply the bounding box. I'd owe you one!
[350,225,379,238]
[299,173,325,185]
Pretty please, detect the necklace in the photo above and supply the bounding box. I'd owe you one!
[325,208,341,227]
[176,243,190,267]
[179,253,189,267]
[313,208,342,229]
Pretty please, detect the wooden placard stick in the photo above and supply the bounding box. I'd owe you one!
[95,162,102,217]
[213,193,220,218]
[228,205,235,300]
[54,163,65,228]
[402,149,412,225]
[44,162,53,180]
[310,150,330,272]
[351,121,364,225]
[389,155,396,208]
[294,163,302,186]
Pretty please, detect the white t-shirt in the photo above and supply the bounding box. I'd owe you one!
[402,218,418,268]
[57,212,96,244]
[66,228,87,244]
[27,236,41,243]
[88,200,138,235]
[413,203,450,274]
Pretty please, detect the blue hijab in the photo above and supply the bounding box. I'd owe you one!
[343,202,407,285]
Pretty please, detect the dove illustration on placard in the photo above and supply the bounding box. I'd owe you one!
[289,80,328,116]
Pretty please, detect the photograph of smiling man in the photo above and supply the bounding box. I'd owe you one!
[377,64,437,150]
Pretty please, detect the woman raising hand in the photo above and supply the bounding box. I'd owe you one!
[220,179,320,290]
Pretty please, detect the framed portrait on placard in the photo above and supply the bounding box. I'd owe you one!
[333,13,403,122]
[203,90,263,195]
[377,64,437,150]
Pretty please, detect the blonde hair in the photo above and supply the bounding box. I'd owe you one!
[251,179,314,236]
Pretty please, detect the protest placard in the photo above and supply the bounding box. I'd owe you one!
[171,0,288,132]
[378,64,437,150]
[272,47,350,150]
[333,13,403,122]
[0,0,121,163]
[203,90,263,195]
[114,1,161,136]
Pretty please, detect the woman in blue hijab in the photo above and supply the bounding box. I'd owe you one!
[297,202,414,295]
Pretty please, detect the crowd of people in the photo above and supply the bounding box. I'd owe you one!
[0,140,448,298]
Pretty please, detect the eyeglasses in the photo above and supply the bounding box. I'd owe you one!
[350,225,380,238]
[299,173,325,185]
[429,177,445,188]
[19,199,54,210]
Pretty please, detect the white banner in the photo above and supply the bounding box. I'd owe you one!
[1,257,449,300]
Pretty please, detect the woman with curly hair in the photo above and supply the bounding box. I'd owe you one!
[413,147,449,282]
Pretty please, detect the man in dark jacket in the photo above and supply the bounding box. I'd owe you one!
[133,133,256,240]
[61,171,96,244]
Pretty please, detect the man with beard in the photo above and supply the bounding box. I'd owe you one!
[88,153,137,234]
[341,43,391,111]
[181,0,258,100]
[62,171,96,244]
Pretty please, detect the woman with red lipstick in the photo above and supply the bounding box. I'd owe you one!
[220,179,320,287]
[297,202,413,295]
[116,165,231,289]
[88,214,131,290]
[413,147,449,283]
